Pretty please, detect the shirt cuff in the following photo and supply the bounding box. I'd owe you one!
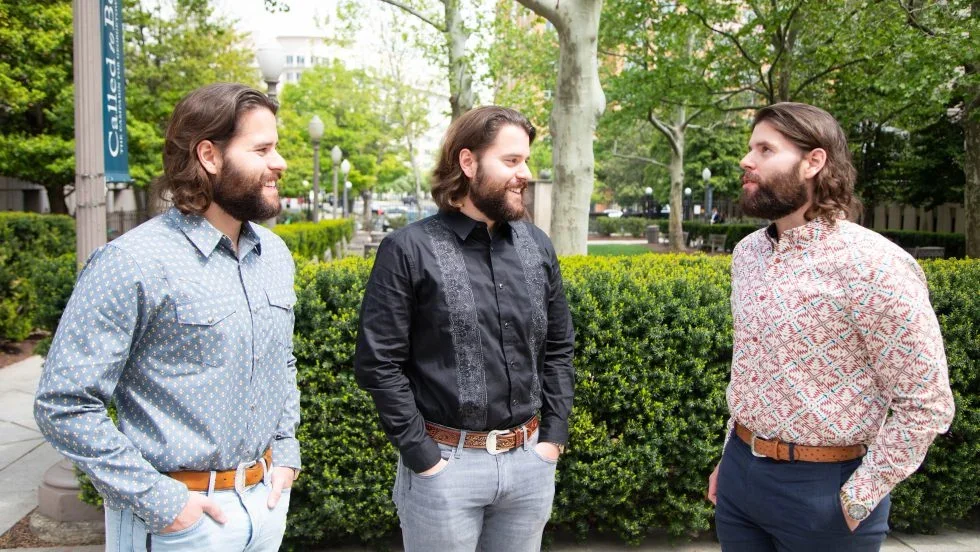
[272,436,302,471]
[538,414,569,446]
[401,437,442,473]
[133,475,190,533]
[841,467,887,514]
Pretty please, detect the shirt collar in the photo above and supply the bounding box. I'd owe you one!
[168,207,263,258]
[765,216,835,251]
[438,210,512,240]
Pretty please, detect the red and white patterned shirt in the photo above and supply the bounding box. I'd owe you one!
[726,217,955,512]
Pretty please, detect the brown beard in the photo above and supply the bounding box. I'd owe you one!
[468,164,527,223]
[740,161,809,220]
[212,160,281,222]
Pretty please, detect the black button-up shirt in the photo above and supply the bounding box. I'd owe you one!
[354,210,575,472]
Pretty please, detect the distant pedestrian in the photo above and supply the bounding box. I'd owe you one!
[710,207,724,224]
[706,102,954,551]
[35,83,300,551]
[355,106,575,551]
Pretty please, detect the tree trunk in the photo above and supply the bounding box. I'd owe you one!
[518,0,605,255]
[667,132,685,251]
[48,183,68,214]
[445,0,473,120]
[965,106,979,258]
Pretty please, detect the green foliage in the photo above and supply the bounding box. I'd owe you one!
[879,230,966,259]
[272,219,355,261]
[587,244,652,257]
[657,222,762,251]
[593,217,649,238]
[281,255,980,545]
[0,0,74,212]
[275,63,411,200]
[385,215,408,230]
[0,212,76,341]
[124,0,258,191]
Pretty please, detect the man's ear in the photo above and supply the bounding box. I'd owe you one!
[197,140,221,175]
[459,148,477,179]
[803,148,827,179]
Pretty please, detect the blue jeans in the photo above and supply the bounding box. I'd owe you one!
[715,432,890,552]
[394,429,558,552]
[104,480,290,552]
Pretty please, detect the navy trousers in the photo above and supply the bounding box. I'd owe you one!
[715,432,891,552]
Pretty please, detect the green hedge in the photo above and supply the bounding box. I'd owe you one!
[73,254,980,546]
[272,219,355,261]
[0,212,76,342]
[657,221,761,251]
[593,217,649,237]
[879,230,965,258]
[281,255,979,547]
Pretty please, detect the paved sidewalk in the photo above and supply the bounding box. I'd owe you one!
[3,355,978,551]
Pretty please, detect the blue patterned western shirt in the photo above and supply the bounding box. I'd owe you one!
[34,208,300,532]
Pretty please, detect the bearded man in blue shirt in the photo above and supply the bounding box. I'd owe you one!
[35,83,300,551]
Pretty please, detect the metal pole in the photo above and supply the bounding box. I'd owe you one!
[332,165,338,219]
[342,183,348,217]
[74,0,107,266]
[311,143,320,223]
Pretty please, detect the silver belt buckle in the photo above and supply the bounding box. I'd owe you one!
[485,429,507,455]
[234,459,257,494]
[750,435,767,458]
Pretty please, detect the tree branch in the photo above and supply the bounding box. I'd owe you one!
[688,8,760,68]
[898,0,938,37]
[377,0,445,32]
[790,57,869,98]
[515,0,562,28]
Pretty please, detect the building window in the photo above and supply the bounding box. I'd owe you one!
[285,55,294,66]
[296,55,306,66]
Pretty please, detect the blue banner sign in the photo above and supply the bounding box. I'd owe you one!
[101,0,130,183]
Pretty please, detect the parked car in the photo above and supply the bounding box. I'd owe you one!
[603,209,624,218]
[402,194,418,205]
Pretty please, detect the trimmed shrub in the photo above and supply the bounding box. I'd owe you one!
[279,255,979,546]
[879,230,965,258]
[657,221,761,250]
[0,212,76,341]
[74,253,980,546]
[272,219,355,261]
[596,217,648,237]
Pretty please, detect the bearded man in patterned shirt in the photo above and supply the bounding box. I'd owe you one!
[35,83,299,551]
[706,102,955,551]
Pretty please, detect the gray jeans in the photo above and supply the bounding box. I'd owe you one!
[393,429,558,552]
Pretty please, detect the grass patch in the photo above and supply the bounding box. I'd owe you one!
[587,244,653,256]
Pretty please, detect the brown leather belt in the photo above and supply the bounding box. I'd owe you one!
[426,417,539,455]
[167,449,272,492]
[736,423,866,463]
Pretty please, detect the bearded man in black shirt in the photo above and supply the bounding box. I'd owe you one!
[354,106,575,551]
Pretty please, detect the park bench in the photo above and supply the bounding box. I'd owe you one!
[702,233,727,253]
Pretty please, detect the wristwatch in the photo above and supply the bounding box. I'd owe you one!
[840,490,870,522]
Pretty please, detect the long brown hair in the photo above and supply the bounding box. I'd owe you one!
[753,102,861,223]
[154,83,277,214]
[431,106,536,211]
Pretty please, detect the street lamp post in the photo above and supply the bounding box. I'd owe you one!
[341,159,351,217]
[644,186,653,217]
[684,187,692,221]
[331,146,342,219]
[256,42,285,105]
[308,116,324,223]
[702,167,713,222]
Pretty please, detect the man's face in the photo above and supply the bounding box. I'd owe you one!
[739,121,809,220]
[467,124,532,223]
[212,107,286,222]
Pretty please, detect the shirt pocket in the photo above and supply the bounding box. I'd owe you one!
[172,282,238,370]
[256,285,296,369]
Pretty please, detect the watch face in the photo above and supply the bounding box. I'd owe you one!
[847,503,870,521]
